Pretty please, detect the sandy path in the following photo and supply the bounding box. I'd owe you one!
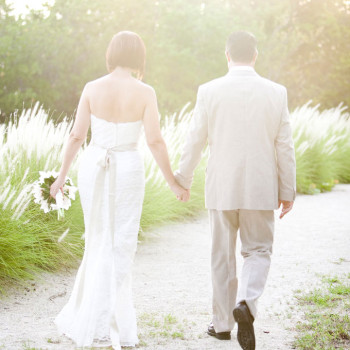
[1,185,350,350]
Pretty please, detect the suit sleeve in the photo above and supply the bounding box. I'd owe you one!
[174,86,209,189]
[275,87,296,201]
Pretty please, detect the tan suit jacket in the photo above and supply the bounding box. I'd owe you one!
[175,67,296,210]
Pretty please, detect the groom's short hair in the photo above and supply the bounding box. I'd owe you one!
[226,31,257,63]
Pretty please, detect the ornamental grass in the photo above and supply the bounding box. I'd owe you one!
[0,102,349,289]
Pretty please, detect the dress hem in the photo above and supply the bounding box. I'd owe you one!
[55,321,138,349]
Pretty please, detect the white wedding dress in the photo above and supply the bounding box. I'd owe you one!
[55,114,145,349]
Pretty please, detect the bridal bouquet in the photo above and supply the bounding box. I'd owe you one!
[32,170,78,220]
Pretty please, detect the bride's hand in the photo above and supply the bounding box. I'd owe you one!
[169,181,190,202]
[50,176,65,199]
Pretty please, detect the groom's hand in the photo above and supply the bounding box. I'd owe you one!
[178,189,190,202]
[169,180,190,202]
[278,200,294,219]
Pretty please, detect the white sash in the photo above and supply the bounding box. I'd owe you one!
[89,141,138,248]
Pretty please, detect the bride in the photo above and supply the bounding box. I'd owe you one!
[50,31,189,349]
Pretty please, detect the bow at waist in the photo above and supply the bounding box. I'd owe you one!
[92,141,138,169]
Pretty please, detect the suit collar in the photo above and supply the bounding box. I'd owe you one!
[226,68,259,77]
[229,65,255,72]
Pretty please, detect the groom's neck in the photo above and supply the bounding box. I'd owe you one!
[228,61,255,68]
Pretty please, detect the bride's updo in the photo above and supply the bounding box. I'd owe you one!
[106,31,146,79]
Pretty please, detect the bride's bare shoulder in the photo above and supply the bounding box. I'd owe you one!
[136,81,157,99]
[80,76,108,96]
[85,75,110,87]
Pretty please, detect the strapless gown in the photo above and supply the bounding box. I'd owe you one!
[55,114,145,349]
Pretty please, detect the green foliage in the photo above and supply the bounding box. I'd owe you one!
[1,0,350,120]
[294,274,350,350]
[293,103,350,194]
[138,312,189,344]
[0,104,206,290]
[140,160,205,231]
[0,102,349,289]
[0,200,84,292]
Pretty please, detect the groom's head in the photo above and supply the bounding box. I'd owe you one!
[225,31,258,66]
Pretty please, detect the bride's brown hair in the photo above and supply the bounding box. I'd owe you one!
[106,31,146,80]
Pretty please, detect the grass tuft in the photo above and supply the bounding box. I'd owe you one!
[292,102,350,194]
[294,274,350,350]
[138,312,190,344]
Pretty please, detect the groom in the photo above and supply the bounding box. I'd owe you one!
[175,31,296,350]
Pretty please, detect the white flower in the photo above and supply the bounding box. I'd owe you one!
[32,183,43,203]
[59,193,71,210]
[54,191,71,210]
[40,200,50,213]
[62,195,71,210]
[66,185,78,200]
[38,170,59,184]
[55,191,63,208]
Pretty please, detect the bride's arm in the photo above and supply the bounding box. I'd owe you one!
[50,84,91,198]
[143,87,189,201]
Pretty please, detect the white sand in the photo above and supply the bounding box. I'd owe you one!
[1,185,350,350]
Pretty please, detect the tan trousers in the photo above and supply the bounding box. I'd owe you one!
[209,209,274,332]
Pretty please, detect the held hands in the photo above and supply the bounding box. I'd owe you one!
[278,200,294,219]
[169,181,190,202]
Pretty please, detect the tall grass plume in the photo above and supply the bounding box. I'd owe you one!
[0,101,349,289]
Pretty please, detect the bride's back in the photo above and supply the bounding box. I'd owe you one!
[88,73,148,124]
[86,30,149,124]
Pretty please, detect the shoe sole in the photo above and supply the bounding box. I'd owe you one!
[207,330,231,340]
[233,308,255,350]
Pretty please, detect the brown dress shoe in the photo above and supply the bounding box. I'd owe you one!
[233,301,255,350]
[207,322,231,340]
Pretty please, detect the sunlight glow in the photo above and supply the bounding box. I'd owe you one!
[7,0,54,17]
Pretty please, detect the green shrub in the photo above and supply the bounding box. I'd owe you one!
[0,101,349,288]
[0,103,206,289]
[292,102,350,194]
